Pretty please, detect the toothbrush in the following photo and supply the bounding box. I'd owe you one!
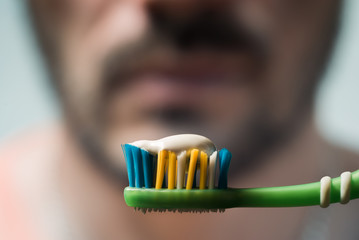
[122,134,359,213]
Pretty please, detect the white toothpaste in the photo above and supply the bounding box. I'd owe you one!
[130,134,218,189]
[130,134,216,156]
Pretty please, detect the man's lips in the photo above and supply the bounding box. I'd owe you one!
[105,49,257,95]
[102,49,262,125]
[124,73,222,109]
[105,72,238,128]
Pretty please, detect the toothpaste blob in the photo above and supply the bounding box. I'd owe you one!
[122,134,231,190]
[126,134,223,189]
[130,134,217,156]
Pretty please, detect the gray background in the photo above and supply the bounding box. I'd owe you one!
[0,0,358,152]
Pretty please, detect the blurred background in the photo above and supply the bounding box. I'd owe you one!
[0,0,358,152]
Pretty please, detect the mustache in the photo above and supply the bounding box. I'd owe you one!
[102,10,268,95]
[150,9,265,52]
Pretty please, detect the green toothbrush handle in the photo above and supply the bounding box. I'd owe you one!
[229,170,359,207]
[124,170,359,209]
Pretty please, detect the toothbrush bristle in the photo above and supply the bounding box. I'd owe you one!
[122,144,232,191]
[218,149,232,189]
[122,144,154,188]
[186,149,199,190]
[122,138,232,212]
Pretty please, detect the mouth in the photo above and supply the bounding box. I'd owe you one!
[102,48,263,131]
[107,48,257,106]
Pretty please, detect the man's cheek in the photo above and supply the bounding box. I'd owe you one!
[62,0,149,65]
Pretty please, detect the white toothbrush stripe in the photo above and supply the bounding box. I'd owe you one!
[340,171,351,204]
[320,176,331,208]
[320,171,352,208]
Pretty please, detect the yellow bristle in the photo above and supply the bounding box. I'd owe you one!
[186,149,199,190]
[168,152,177,189]
[155,150,168,189]
[199,152,208,189]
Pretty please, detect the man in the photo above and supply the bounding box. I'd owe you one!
[1,0,358,239]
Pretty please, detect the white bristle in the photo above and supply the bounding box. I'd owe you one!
[176,151,187,189]
[208,151,218,189]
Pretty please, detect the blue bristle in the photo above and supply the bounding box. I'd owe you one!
[132,146,144,188]
[141,149,153,188]
[218,148,232,189]
[122,144,135,187]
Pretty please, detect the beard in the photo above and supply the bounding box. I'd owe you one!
[46,5,336,184]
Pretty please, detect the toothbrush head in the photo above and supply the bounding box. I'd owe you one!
[122,134,232,212]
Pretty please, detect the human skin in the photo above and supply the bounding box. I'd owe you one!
[20,0,359,239]
[29,0,340,174]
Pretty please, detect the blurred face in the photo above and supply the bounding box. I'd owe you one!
[30,0,339,173]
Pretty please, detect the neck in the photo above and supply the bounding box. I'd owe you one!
[233,116,331,188]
